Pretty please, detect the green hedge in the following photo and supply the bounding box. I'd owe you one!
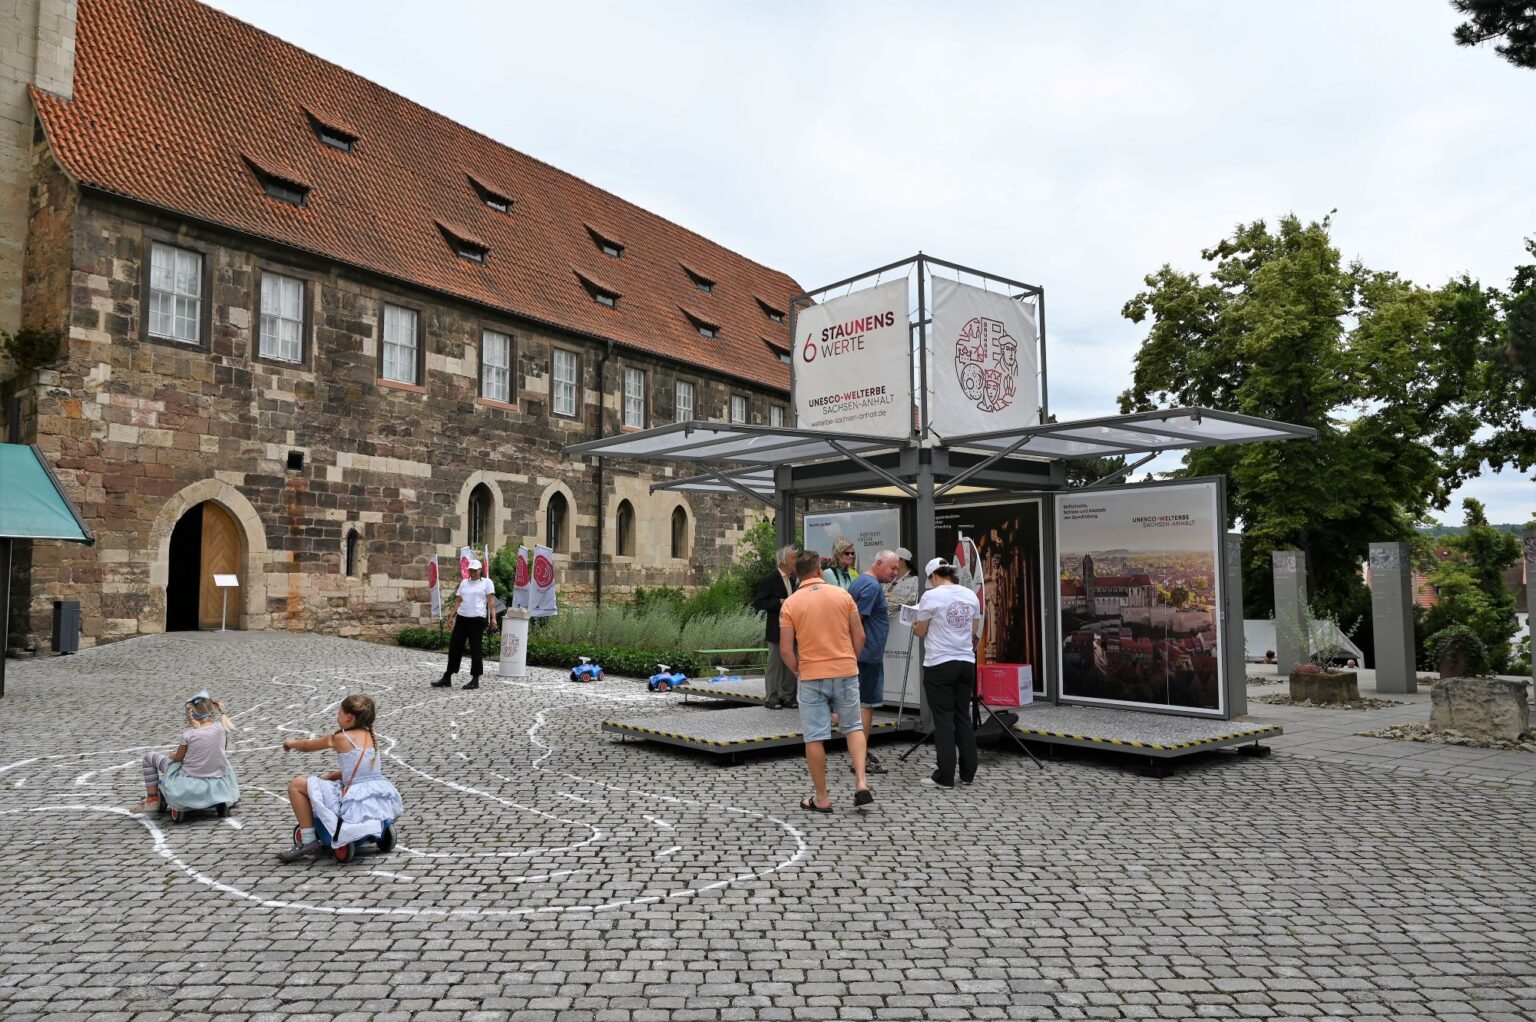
[395,627,705,678]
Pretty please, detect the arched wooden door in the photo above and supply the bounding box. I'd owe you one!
[198,502,243,629]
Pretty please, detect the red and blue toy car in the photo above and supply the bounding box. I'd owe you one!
[647,664,689,692]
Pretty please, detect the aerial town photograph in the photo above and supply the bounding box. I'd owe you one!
[1,0,1533,1019]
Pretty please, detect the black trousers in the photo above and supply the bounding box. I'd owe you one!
[923,659,977,784]
[445,615,488,678]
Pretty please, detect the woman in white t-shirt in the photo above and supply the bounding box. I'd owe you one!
[433,559,499,690]
[911,557,982,789]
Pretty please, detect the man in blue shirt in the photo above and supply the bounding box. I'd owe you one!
[846,550,903,773]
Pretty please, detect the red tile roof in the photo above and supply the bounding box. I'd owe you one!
[32,0,801,392]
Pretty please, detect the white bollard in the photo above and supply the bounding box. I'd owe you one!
[499,608,531,678]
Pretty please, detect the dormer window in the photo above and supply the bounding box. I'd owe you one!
[438,223,488,265]
[586,225,623,258]
[470,176,513,214]
[576,271,620,309]
[243,156,309,208]
[319,129,354,153]
[684,310,720,339]
[303,109,357,153]
[756,297,786,323]
[684,266,715,293]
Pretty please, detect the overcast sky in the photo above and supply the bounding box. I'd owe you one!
[213,0,1535,526]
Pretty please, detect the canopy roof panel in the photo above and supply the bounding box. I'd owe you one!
[563,422,907,466]
[565,408,1316,498]
[945,408,1313,459]
[0,444,95,543]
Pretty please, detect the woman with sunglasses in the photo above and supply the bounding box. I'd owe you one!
[821,537,858,589]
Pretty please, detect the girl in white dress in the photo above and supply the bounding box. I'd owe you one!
[276,693,403,861]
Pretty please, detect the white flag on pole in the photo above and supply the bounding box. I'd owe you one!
[427,554,441,619]
[531,545,558,618]
[513,545,532,610]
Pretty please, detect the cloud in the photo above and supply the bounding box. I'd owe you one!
[212,0,1536,521]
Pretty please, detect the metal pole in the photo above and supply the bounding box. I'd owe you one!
[915,450,936,729]
[221,587,228,632]
[1037,286,1049,424]
[916,253,929,442]
[1,537,10,698]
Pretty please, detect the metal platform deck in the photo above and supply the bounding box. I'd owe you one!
[1011,703,1280,760]
[676,676,768,705]
[602,704,918,756]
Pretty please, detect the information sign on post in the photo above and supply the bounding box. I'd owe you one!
[213,574,239,632]
[791,279,911,439]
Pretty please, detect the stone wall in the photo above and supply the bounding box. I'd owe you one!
[0,0,75,348]
[10,150,785,648]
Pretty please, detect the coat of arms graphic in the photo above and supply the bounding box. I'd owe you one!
[953,316,1018,414]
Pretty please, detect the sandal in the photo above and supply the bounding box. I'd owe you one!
[854,788,875,808]
[799,795,833,814]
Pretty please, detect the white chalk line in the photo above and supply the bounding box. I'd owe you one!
[3,652,811,917]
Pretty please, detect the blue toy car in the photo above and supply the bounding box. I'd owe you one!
[648,663,689,692]
[309,818,396,864]
[710,666,746,683]
[570,656,604,683]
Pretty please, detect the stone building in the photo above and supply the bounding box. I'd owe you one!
[0,0,800,647]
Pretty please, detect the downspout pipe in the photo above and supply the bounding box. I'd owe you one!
[594,340,613,611]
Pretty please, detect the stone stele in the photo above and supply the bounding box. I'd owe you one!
[1429,677,1531,741]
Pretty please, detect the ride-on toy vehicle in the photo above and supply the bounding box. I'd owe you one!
[306,818,397,863]
[710,665,746,683]
[648,663,689,692]
[159,797,235,824]
[570,656,604,683]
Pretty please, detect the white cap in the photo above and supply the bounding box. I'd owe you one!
[894,546,913,561]
[924,557,950,577]
[467,558,483,570]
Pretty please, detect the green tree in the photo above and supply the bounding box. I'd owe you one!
[1419,498,1523,671]
[1120,214,1489,619]
[1451,0,1536,69]
[1466,239,1536,475]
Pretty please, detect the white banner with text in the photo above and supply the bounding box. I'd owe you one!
[792,279,911,439]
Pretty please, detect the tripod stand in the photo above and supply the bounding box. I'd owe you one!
[898,661,1045,770]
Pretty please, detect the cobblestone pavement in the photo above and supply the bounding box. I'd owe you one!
[1,632,1533,1021]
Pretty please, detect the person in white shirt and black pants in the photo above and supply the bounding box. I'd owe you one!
[911,557,982,788]
[433,559,499,690]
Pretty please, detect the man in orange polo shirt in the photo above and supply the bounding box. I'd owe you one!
[780,549,874,814]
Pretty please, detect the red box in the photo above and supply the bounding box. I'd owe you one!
[978,663,1033,707]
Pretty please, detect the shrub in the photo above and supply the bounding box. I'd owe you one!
[1425,624,1489,676]
[681,573,751,622]
[631,585,686,618]
[396,626,449,651]
[681,611,764,652]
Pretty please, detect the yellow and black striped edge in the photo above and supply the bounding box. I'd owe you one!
[1011,723,1282,752]
[601,717,912,748]
[674,684,767,703]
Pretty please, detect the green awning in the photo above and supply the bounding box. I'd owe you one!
[0,444,94,543]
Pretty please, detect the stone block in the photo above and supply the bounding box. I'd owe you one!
[1288,670,1360,704]
[1430,677,1530,741]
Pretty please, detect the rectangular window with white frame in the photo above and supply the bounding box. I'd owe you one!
[730,394,748,424]
[258,272,304,363]
[481,328,512,403]
[381,304,419,384]
[148,242,203,345]
[623,367,646,428]
[552,348,579,417]
[770,404,785,428]
[675,380,694,423]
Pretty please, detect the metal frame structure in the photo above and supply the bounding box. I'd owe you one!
[563,255,1319,723]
